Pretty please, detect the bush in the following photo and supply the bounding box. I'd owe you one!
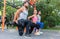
[46,16,56,28]
[6,6,17,21]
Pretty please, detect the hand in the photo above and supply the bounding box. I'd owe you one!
[13,20,18,23]
[28,17,30,20]
[15,20,18,23]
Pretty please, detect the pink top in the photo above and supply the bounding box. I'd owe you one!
[32,16,38,23]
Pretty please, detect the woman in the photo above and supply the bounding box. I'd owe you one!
[13,1,29,36]
[36,11,44,34]
[28,10,40,35]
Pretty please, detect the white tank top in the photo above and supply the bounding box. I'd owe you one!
[18,10,28,20]
[37,15,41,22]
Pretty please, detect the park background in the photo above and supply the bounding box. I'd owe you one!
[0,0,60,30]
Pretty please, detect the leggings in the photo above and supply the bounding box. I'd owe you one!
[36,22,44,29]
[17,19,25,36]
[14,19,40,36]
[26,21,40,34]
[17,19,29,36]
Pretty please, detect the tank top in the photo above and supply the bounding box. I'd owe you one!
[32,16,38,23]
[37,15,41,22]
[18,9,28,20]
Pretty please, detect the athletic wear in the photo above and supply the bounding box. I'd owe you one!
[17,9,28,36]
[32,16,38,23]
[18,10,28,20]
[37,15,41,22]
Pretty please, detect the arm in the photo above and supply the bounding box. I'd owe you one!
[13,8,23,22]
[28,15,34,20]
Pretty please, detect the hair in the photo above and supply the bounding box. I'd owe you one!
[23,1,29,9]
[23,1,29,6]
[37,11,41,14]
[33,10,37,14]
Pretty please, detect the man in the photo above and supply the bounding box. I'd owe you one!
[13,1,29,36]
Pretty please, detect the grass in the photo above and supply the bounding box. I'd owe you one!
[43,26,60,30]
[0,25,60,31]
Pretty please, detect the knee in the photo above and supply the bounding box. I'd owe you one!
[41,22,44,26]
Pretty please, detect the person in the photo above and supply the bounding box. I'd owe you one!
[28,10,40,35]
[36,11,44,34]
[13,1,29,36]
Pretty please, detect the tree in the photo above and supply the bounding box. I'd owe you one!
[35,0,60,28]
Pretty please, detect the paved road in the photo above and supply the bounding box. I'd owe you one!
[0,29,60,39]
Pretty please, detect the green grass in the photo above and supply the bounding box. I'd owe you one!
[43,27,60,30]
[0,25,60,30]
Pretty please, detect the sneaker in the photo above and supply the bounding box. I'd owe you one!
[24,34,31,38]
[40,32,43,34]
[34,32,41,35]
[25,34,31,37]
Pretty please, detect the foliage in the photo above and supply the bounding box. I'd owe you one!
[0,0,60,28]
[6,6,17,22]
[35,1,60,28]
